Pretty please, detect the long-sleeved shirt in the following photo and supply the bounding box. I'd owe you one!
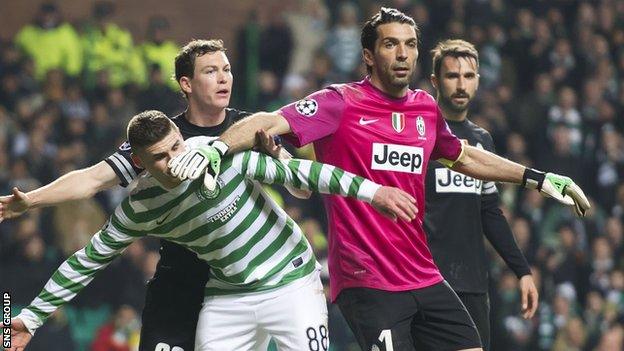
[18,136,380,334]
[424,119,531,294]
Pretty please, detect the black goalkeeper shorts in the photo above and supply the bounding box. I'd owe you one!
[139,269,207,351]
[336,281,482,351]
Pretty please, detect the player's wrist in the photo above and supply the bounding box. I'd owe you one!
[22,190,38,209]
[359,181,382,203]
[521,168,545,190]
[210,140,230,157]
[16,309,42,336]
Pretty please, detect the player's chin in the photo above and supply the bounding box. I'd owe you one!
[391,75,411,87]
[211,94,231,107]
[451,101,470,112]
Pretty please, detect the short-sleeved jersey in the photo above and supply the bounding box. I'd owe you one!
[104,109,250,280]
[280,78,463,301]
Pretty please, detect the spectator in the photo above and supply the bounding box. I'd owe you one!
[81,1,146,88]
[91,305,140,351]
[139,16,180,91]
[14,3,82,80]
[325,2,362,79]
[284,0,329,76]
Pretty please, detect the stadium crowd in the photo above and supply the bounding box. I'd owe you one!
[1,0,624,350]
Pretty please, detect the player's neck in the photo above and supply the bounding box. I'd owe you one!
[439,103,468,122]
[186,101,226,127]
[369,75,408,99]
[442,109,467,122]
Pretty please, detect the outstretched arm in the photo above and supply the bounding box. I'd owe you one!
[450,145,524,183]
[219,112,292,155]
[231,151,417,221]
[255,129,311,200]
[12,218,139,340]
[450,145,590,216]
[0,161,119,222]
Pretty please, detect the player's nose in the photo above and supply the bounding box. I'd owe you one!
[396,44,408,61]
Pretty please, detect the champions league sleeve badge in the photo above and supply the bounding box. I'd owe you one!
[295,99,318,117]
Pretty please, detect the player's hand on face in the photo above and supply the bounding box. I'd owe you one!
[7,317,33,351]
[519,275,539,319]
[372,186,417,222]
[0,187,32,223]
[168,145,222,189]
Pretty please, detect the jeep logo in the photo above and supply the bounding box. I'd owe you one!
[371,143,423,174]
[435,168,482,194]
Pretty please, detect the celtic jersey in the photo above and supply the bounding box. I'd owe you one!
[17,137,381,333]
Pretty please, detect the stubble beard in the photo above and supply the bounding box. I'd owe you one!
[439,92,472,113]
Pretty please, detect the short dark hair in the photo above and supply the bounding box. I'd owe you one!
[431,39,479,79]
[127,110,174,151]
[174,39,226,83]
[361,7,419,73]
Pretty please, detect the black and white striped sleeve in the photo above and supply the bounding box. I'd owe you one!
[104,141,143,187]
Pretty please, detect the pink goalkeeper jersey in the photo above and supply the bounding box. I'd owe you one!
[280,78,463,301]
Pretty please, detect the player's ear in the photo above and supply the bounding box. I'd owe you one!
[430,74,438,89]
[179,76,192,95]
[362,48,374,68]
[130,153,143,168]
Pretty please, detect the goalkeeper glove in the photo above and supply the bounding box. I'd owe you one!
[522,168,590,217]
[168,140,229,191]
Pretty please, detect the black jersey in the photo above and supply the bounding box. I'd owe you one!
[424,119,530,293]
[104,108,250,281]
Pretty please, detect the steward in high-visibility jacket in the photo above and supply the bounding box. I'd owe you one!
[14,3,83,80]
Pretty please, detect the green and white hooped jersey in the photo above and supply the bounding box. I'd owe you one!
[18,136,381,333]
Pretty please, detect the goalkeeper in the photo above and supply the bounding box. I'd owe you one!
[7,110,418,351]
[167,10,589,350]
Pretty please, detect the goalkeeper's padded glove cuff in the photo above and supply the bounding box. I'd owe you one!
[522,168,546,190]
[210,140,230,157]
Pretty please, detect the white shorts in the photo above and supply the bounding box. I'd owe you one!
[195,271,329,351]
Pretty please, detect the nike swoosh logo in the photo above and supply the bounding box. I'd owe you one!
[359,117,379,126]
[156,211,173,225]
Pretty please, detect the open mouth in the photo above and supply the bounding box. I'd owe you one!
[216,89,229,96]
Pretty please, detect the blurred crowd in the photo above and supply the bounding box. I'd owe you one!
[1,0,624,350]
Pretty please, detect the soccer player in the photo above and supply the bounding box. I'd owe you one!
[0,39,305,351]
[8,110,417,351]
[170,8,590,351]
[424,39,538,351]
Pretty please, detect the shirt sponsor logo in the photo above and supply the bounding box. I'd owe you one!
[435,168,482,194]
[371,143,423,174]
[295,98,318,117]
[207,195,241,223]
[391,112,405,133]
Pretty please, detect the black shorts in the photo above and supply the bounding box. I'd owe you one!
[139,270,207,351]
[457,292,490,351]
[336,281,482,351]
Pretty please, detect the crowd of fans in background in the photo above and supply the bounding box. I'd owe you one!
[1,0,624,350]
